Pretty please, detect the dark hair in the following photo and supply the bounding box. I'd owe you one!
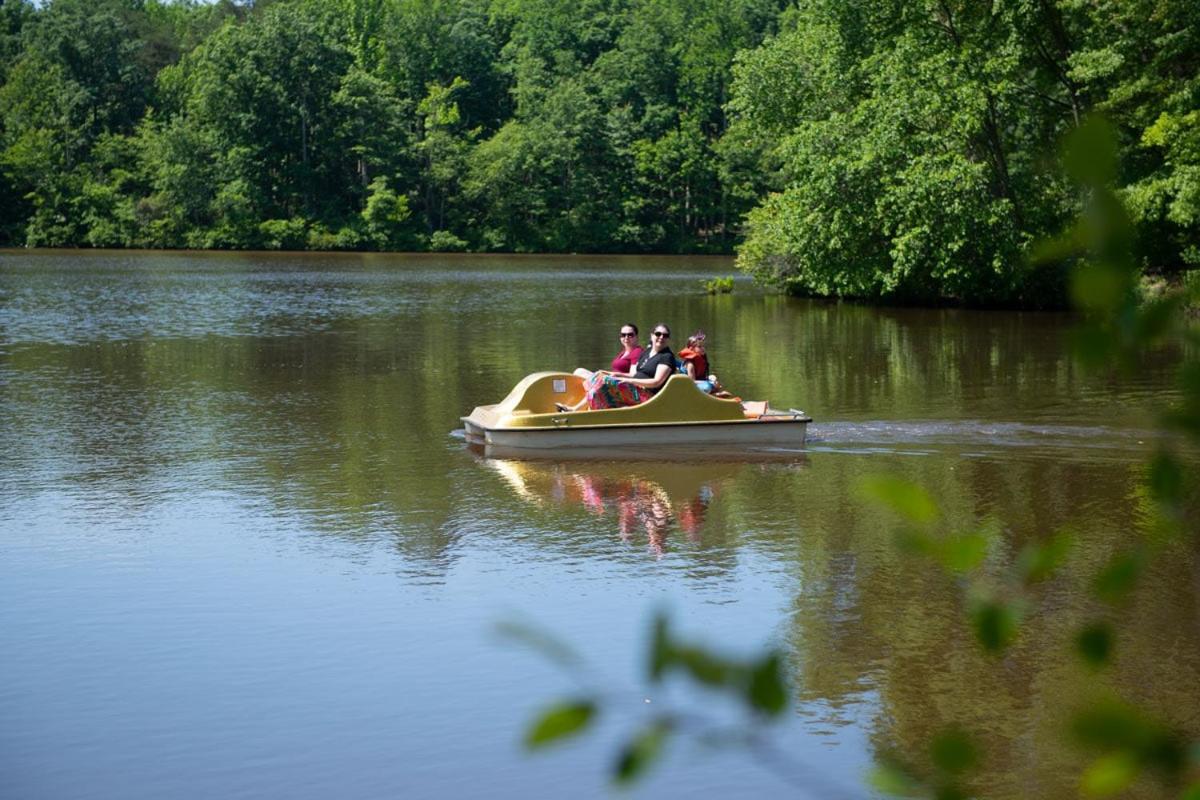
[652,323,671,337]
[621,322,639,335]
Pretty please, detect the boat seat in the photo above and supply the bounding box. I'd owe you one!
[742,400,767,419]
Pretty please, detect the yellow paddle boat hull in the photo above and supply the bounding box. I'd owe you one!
[461,372,811,450]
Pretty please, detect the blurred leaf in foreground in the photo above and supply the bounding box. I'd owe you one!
[649,612,670,681]
[1064,115,1118,186]
[495,620,583,669]
[613,722,671,785]
[1071,261,1132,314]
[1080,751,1139,797]
[1076,622,1114,668]
[525,700,596,749]
[1017,529,1074,584]
[869,761,923,796]
[1072,700,1154,752]
[1073,699,1190,789]
[969,597,1022,653]
[644,612,789,717]
[859,476,939,525]
[673,645,735,687]
[930,728,978,776]
[1147,452,1184,505]
[745,653,788,717]
[935,529,992,574]
[1093,550,1144,605]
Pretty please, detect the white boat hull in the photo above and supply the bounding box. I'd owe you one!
[463,417,808,449]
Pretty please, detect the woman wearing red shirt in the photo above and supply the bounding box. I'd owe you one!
[610,323,643,373]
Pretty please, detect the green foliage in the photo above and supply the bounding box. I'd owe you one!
[1077,622,1114,668]
[415,76,475,238]
[729,0,1200,304]
[495,620,583,669]
[859,475,939,525]
[427,230,467,252]
[0,0,155,246]
[968,596,1023,654]
[362,177,410,249]
[1015,529,1075,584]
[0,0,779,254]
[648,612,789,717]
[259,217,309,250]
[701,276,733,294]
[869,763,923,796]
[870,729,981,800]
[524,700,596,749]
[1072,699,1194,796]
[613,721,670,786]
[1092,550,1144,605]
[1079,751,1140,798]
[930,729,978,776]
[341,0,386,71]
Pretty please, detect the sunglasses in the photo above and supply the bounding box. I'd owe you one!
[652,331,669,338]
[619,331,637,337]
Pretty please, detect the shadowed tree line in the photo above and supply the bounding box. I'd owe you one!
[0,0,1197,305]
[0,0,779,255]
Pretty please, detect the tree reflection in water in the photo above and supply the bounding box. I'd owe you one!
[466,444,787,557]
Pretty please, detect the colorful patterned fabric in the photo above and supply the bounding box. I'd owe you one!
[584,372,648,410]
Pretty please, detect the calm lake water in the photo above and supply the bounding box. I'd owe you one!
[1,250,1196,799]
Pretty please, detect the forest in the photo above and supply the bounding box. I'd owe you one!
[0,0,1196,305]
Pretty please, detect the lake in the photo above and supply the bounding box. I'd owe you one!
[1,250,1196,799]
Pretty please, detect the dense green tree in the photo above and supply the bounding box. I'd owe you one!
[0,0,34,241]
[1084,0,1200,271]
[0,0,157,245]
[136,110,220,246]
[415,76,475,238]
[0,0,33,85]
[341,0,386,70]
[469,0,778,252]
[729,1,1052,303]
[466,75,616,251]
[728,0,1199,304]
[0,0,779,254]
[191,4,352,224]
[330,64,412,196]
[381,0,506,130]
[361,175,410,247]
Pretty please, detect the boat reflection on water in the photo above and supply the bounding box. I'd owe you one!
[469,443,808,557]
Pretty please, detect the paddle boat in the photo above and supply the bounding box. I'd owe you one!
[461,371,811,450]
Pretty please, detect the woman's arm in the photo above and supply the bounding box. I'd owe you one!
[650,362,673,388]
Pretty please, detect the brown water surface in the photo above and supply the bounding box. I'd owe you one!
[0,250,1195,799]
